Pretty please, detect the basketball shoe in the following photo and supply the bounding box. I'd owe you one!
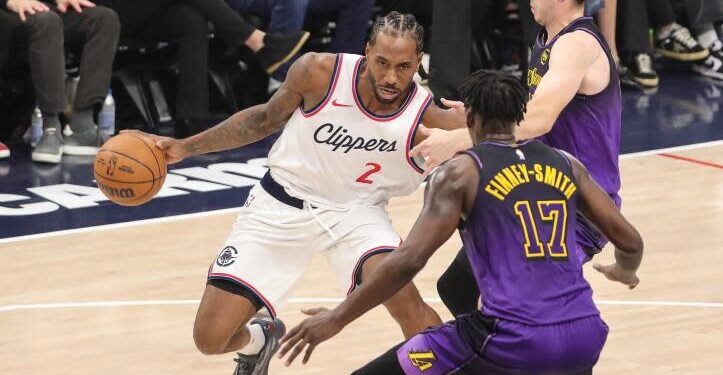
[233,318,286,375]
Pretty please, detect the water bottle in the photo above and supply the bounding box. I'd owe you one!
[24,107,43,147]
[99,90,116,136]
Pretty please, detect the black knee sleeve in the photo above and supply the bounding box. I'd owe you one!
[353,342,406,375]
[436,248,480,316]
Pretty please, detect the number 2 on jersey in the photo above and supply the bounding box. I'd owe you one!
[356,163,382,184]
[513,200,569,260]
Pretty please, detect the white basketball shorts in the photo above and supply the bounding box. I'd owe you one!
[207,181,401,318]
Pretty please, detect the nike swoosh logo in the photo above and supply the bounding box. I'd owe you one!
[331,99,353,107]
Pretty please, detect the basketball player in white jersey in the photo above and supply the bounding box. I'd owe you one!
[127,12,466,374]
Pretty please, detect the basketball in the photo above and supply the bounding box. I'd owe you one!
[94,133,167,206]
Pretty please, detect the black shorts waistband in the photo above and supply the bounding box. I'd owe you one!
[260,171,305,209]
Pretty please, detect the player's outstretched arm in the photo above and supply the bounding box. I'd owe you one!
[278,155,479,366]
[123,53,327,163]
[568,154,644,289]
[516,31,599,140]
[179,53,320,156]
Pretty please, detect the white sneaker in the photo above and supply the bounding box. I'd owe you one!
[692,41,723,80]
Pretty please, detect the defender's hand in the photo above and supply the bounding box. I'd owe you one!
[278,307,343,366]
[120,130,188,164]
[440,98,465,118]
[410,126,462,178]
[6,0,49,21]
[593,263,640,290]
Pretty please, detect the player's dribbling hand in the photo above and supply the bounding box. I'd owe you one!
[119,130,188,164]
[278,307,343,366]
[593,262,640,290]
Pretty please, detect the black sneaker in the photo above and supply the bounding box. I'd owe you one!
[257,32,310,75]
[692,41,723,80]
[626,53,659,88]
[32,128,64,164]
[656,24,710,62]
[233,318,286,375]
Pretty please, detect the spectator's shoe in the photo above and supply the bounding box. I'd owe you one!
[32,128,63,164]
[64,126,106,155]
[257,32,310,75]
[627,53,659,88]
[0,141,9,159]
[656,24,710,62]
[693,41,723,80]
[232,318,286,375]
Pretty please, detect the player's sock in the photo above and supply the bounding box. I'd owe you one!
[237,323,266,355]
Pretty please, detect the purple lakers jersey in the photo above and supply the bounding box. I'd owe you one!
[460,140,599,325]
[528,17,622,206]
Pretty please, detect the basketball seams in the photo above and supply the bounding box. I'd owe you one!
[127,133,166,180]
[126,135,159,200]
[96,173,154,204]
[95,134,167,206]
[96,149,155,179]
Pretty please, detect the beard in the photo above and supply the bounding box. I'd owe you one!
[369,72,402,105]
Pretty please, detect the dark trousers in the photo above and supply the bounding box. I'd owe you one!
[230,0,374,54]
[429,0,475,100]
[683,0,723,33]
[617,0,652,56]
[181,0,255,51]
[647,0,677,28]
[130,4,211,119]
[0,7,119,114]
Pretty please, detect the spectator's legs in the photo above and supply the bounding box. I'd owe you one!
[429,0,480,100]
[648,0,708,62]
[647,0,677,31]
[617,0,658,87]
[6,10,68,162]
[309,0,374,54]
[617,0,651,57]
[139,4,210,122]
[60,6,120,132]
[685,0,723,79]
[23,11,67,124]
[181,0,256,53]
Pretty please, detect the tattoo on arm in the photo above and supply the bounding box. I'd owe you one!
[181,53,321,156]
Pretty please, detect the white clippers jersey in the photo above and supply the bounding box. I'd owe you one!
[267,53,432,208]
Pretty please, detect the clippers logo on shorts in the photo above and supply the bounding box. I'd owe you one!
[408,350,436,372]
[216,246,238,267]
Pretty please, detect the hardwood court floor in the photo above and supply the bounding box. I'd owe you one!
[1,144,721,375]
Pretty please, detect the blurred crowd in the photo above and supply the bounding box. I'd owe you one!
[1,0,722,163]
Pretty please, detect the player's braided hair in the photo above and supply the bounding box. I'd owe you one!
[368,11,424,54]
[460,70,528,130]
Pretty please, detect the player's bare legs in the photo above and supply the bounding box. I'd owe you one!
[193,285,259,354]
[362,253,442,338]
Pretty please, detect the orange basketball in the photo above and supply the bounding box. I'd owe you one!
[94,133,167,206]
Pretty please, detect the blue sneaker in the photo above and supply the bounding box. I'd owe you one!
[233,318,286,375]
